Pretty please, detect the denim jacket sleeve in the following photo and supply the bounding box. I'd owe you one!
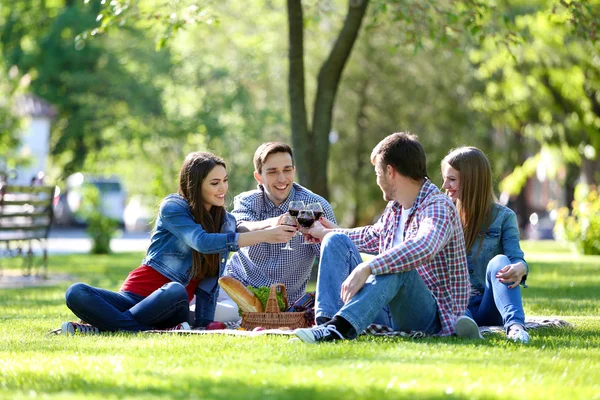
[501,208,529,284]
[159,198,239,254]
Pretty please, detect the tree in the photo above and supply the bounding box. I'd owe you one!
[470,2,600,201]
[88,0,597,199]
[0,0,171,180]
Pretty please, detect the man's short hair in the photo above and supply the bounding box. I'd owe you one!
[253,142,294,173]
[370,132,428,180]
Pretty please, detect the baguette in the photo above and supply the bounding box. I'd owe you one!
[218,276,263,313]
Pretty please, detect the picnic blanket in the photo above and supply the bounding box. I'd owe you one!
[363,317,573,339]
[144,317,572,338]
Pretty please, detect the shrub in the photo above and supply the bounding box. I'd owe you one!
[554,184,600,255]
[77,185,120,254]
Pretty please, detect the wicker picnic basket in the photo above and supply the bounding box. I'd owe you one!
[241,283,307,330]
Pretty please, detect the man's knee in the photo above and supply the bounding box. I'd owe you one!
[322,232,352,248]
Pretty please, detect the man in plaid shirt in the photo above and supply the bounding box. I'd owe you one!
[294,132,472,343]
[214,142,335,321]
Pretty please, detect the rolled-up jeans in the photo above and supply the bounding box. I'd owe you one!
[316,233,441,338]
[65,281,190,331]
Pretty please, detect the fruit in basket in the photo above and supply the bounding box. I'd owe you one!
[205,321,227,330]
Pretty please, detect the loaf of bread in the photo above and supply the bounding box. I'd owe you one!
[218,276,264,313]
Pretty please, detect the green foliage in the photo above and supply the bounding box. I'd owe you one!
[77,185,119,255]
[554,184,600,255]
[470,1,600,194]
[248,285,286,312]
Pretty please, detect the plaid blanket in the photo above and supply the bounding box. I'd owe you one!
[363,317,573,338]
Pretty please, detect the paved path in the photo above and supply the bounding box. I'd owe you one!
[1,228,150,288]
[45,227,150,254]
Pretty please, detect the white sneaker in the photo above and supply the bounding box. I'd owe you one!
[507,324,530,344]
[455,315,484,340]
[294,325,345,344]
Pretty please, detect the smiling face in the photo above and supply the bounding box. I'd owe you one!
[254,152,295,206]
[201,165,228,211]
[441,163,461,202]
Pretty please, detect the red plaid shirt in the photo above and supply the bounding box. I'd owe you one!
[342,179,469,336]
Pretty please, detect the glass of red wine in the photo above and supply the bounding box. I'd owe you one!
[306,202,324,220]
[297,210,315,245]
[281,215,297,251]
[288,200,305,217]
[288,201,305,237]
[297,209,315,229]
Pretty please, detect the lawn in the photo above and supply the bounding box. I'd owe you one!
[1,241,599,399]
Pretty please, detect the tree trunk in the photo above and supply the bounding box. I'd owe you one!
[352,78,370,226]
[287,0,369,198]
[286,0,310,187]
[580,157,599,186]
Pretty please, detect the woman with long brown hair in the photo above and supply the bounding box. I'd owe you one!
[60,152,296,334]
[442,147,530,343]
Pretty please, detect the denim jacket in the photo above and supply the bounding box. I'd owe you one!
[142,194,239,326]
[467,203,528,295]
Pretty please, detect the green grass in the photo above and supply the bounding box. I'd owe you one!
[1,241,600,399]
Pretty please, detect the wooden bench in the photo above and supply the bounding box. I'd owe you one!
[0,183,55,278]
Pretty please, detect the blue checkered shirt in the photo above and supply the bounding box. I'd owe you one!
[225,183,336,302]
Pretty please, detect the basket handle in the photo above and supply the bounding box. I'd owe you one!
[265,283,289,313]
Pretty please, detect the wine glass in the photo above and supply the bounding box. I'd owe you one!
[297,209,316,245]
[280,214,297,251]
[306,202,324,220]
[288,200,305,217]
[297,209,315,229]
[288,200,305,237]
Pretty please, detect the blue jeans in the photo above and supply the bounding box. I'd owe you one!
[316,233,441,338]
[466,255,525,332]
[65,281,190,332]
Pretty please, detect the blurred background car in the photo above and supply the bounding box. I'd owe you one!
[123,195,155,232]
[525,210,556,240]
[53,173,126,226]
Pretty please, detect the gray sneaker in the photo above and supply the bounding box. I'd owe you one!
[507,324,530,344]
[61,322,100,335]
[455,315,484,340]
[294,325,345,344]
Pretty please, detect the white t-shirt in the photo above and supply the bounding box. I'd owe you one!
[392,207,412,247]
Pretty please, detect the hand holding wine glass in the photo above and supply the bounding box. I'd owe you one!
[280,214,298,251]
[303,220,330,242]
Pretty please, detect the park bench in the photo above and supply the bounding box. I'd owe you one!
[0,183,55,278]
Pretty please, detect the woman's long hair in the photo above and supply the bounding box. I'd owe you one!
[442,147,495,254]
[178,152,226,280]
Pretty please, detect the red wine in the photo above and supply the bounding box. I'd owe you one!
[297,217,315,228]
[289,208,300,217]
[312,211,323,220]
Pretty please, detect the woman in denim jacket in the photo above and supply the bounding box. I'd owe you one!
[442,147,530,343]
[60,152,296,334]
